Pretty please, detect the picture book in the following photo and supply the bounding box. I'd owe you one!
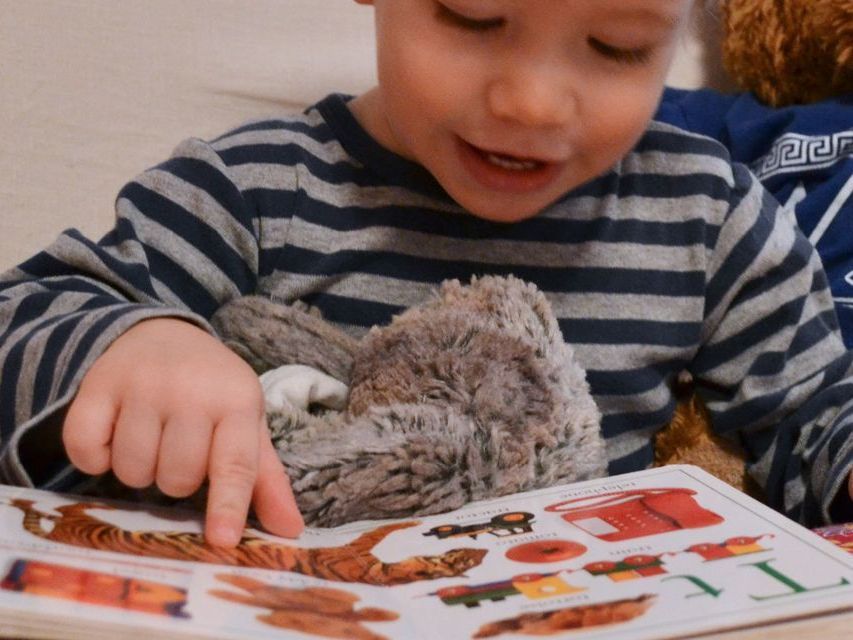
[0,464,850,640]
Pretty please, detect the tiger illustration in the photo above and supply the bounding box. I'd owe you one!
[8,499,486,586]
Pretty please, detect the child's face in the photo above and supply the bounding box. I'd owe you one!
[351,0,691,222]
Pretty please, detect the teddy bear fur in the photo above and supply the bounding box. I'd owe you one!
[211,276,608,527]
[720,0,853,106]
[653,373,758,497]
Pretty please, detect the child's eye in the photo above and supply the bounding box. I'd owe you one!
[588,37,652,65]
[435,2,504,32]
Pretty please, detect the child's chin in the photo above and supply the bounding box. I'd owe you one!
[456,194,558,223]
[464,205,545,224]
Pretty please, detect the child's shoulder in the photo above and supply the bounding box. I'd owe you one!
[208,101,333,152]
[174,95,357,185]
[624,119,741,193]
[640,120,734,168]
[606,120,764,235]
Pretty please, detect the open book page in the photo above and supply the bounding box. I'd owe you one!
[0,464,851,640]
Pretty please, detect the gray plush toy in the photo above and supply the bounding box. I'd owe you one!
[211,275,607,527]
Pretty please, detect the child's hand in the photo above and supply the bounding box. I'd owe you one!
[62,317,304,547]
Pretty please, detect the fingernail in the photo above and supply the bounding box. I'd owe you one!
[209,522,241,547]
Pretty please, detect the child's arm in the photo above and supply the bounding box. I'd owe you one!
[0,137,303,543]
[691,164,853,525]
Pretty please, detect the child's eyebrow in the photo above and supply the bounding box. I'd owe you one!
[605,1,686,29]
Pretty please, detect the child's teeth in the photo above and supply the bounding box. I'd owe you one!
[485,152,539,171]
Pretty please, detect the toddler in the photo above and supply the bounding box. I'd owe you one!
[1,0,851,547]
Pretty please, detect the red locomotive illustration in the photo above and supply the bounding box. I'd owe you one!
[1,558,189,618]
[545,488,723,541]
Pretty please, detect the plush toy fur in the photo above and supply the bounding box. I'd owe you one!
[212,276,608,527]
[720,0,853,106]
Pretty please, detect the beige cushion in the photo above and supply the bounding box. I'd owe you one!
[0,0,723,268]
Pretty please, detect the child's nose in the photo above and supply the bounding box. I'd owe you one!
[487,64,575,128]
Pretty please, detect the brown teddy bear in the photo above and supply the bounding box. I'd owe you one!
[720,0,853,106]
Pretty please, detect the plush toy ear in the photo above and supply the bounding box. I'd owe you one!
[721,0,853,106]
[210,295,358,382]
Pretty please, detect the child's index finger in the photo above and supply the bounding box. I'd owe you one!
[251,432,305,539]
[203,412,261,548]
[205,509,245,548]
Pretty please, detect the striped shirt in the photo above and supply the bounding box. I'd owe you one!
[1,93,852,525]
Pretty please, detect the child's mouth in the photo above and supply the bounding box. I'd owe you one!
[483,151,543,172]
[457,137,563,193]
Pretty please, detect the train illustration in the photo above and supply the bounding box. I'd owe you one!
[432,571,583,607]
[423,511,535,540]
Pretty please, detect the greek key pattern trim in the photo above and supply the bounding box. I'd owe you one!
[751,132,853,181]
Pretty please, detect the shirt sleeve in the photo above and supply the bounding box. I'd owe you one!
[691,162,853,526]
[0,137,265,490]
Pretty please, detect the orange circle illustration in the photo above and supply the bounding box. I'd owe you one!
[505,539,586,563]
